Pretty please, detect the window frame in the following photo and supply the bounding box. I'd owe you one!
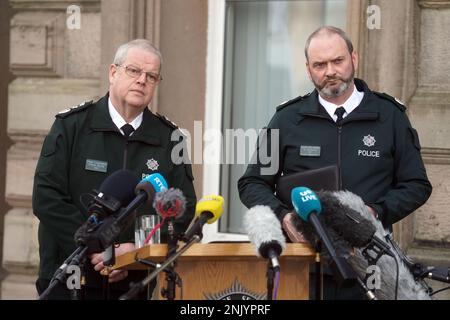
[202,0,249,242]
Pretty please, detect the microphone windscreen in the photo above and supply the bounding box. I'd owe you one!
[135,173,168,205]
[195,195,224,224]
[317,191,376,247]
[291,186,322,221]
[77,170,138,247]
[153,188,186,219]
[97,169,139,207]
[244,205,286,259]
[327,191,432,300]
[144,173,168,192]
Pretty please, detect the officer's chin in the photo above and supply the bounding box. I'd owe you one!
[126,96,151,109]
[322,82,349,98]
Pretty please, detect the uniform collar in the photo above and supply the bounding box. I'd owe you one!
[89,93,161,146]
[108,98,143,135]
[131,109,162,145]
[297,79,380,123]
[318,84,364,121]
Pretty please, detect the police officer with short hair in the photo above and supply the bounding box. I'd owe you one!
[238,26,432,300]
[33,39,196,299]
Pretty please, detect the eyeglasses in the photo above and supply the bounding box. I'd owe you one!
[115,64,162,84]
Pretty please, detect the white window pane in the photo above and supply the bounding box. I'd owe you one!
[220,0,347,235]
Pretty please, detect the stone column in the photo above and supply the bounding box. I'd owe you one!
[349,0,450,299]
[408,0,450,265]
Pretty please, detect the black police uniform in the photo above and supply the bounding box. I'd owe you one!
[238,78,432,299]
[32,93,197,299]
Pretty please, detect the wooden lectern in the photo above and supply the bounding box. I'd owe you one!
[114,243,315,300]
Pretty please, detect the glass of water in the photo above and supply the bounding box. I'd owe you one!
[135,215,161,248]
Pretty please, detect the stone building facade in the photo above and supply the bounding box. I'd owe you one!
[0,0,449,299]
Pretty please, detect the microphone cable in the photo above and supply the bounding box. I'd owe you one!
[143,216,166,245]
[393,250,400,300]
[384,233,400,300]
[430,285,450,297]
[79,192,95,213]
[273,268,281,300]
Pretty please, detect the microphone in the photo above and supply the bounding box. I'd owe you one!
[389,236,449,284]
[153,188,186,299]
[401,263,450,284]
[75,170,139,247]
[324,191,433,299]
[291,189,433,299]
[153,188,186,220]
[244,205,286,269]
[75,173,169,253]
[139,188,187,247]
[182,195,224,242]
[120,195,224,300]
[317,191,394,260]
[291,186,358,288]
[424,267,450,283]
[90,170,140,266]
[135,173,168,206]
[86,169,139,223]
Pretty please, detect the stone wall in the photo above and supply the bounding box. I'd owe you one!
[354,0,450,299]
[1,0,207,299]
[2,0,101,299]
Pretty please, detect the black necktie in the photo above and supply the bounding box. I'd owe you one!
[121,123,135,138]
[334,106,345,123]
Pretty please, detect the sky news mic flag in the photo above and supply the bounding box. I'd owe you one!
[291,187,358,288]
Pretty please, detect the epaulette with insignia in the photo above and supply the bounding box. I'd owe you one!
[373,92,406,112]
[156,113,179,130]
[56,100,94,118]
[276,93,309,112]
[155,113,188,137]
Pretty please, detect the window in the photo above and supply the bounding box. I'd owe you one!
[203,0,347,242]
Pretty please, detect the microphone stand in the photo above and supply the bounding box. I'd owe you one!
[161,219,179,300]
[120,234,201,300]
[40,191,146,300]
[308,216,376,300]
[266,262,275,300]
[357,277,377,300]
[314,240,322,300]
[135,257,183,299]
[70,254,87,300]
[39,246,89,300]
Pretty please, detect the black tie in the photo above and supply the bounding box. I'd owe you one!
[334,106,345,123]
[121,123,135,138]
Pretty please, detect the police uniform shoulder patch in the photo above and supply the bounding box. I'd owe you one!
[276,93,309,112]
[56,100,94,118]
[156,113,189,138]
[156,113,179,130]
[373,92,406,112]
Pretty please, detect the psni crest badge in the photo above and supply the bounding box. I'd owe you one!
[146,158,159,171]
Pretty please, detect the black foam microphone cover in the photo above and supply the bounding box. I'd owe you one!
[96,169,140,209]
[317,191,376,247]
